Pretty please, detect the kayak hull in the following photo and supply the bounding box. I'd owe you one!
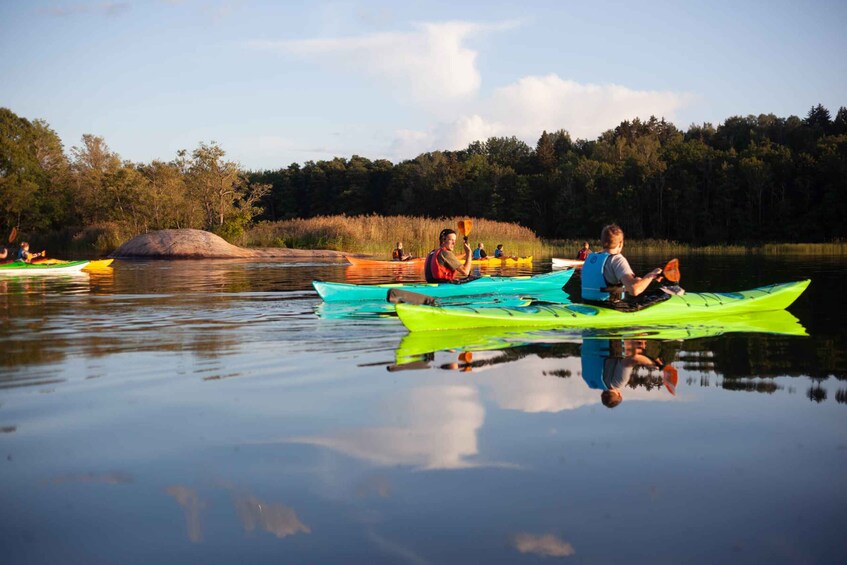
[345,255,424,268]
[396,280,811,331]
[0,260,90,275]
[394,309,808,365]
[313,269,574,302]
[552,258,583,269]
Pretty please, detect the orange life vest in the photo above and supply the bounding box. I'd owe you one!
[425,247,455,283]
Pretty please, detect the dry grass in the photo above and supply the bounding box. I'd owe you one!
[246,215,542,257]
[246,216,847,257]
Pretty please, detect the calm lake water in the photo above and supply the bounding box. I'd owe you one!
[1,255,845,564]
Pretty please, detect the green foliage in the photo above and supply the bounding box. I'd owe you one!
[4,103,847,250]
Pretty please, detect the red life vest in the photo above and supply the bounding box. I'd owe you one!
[425,247,456,282]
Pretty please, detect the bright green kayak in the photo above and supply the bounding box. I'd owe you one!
[312,269,574,302]
[0,260,90,275]
[396,280,811,331]
[393,309,808,365]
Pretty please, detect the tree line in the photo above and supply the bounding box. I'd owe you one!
[2,104,845,245]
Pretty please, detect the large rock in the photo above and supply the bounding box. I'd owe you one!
[112,229,343,259]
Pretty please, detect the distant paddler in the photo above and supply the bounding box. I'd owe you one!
[392,241,412,261]
[17,242,47,263]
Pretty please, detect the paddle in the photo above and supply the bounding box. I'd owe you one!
[457,219,473,243]
[8,227,17,244]
[659,258,685,296]
[662,364,679,396]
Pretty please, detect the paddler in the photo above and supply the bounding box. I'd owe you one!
[581,224,662,302]
[581,339,668,408]
[392,241,412,261]
[17,242,46,263]
[424,228,473,283]
[472,242,487,260]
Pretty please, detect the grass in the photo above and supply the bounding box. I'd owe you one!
[246,215,543,258]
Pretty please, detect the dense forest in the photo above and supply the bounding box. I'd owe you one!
[2,104,846,246]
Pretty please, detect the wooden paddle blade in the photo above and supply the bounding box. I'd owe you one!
[663,258,680,283]
[663,365,679,396]
[457,219,473,241]
[9,227,17,243]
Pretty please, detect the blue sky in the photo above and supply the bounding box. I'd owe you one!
[1,0,845,170]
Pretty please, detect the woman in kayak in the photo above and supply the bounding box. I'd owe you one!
[425,228,473,283]
[494,244,504,258]
[581,224,662,302]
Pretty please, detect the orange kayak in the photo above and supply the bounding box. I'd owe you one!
[345,255,425,268]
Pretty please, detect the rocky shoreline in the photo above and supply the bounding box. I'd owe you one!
[111,229,344,259]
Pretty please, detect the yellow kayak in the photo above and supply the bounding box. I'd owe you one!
[459,255,533,266]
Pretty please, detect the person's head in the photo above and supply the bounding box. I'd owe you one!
[20,242,29,251]
[477,242,484,249]
[601,389,623,408]
[396,241,403,248]
[582,241,590,249]
[439,228,457,249]
[600,224,624,253]
[497,244,503,250]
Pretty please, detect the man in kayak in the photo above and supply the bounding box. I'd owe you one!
[576,241,591,260]
[472,242,487,260]
[425,228,473,283]
[581,224,662,303]
[494,244,504,258]
[392,241,412,261]
[16,242,45,263]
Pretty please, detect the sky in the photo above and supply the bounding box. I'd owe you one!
[1,0,845,171]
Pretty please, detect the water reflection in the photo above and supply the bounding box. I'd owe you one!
[512,533,576,558]
[165,484,311,543]
[286,384,492,470]
[580,339,677,408]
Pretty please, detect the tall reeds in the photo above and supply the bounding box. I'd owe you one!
[246,215,542,258]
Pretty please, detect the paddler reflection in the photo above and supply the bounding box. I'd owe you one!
[581,339,678,408]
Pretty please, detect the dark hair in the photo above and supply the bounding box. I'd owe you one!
[601,390,623,408]
[439,228,456,243]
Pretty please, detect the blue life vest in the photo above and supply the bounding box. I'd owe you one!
[581,251,627,302]
[472,248,481,259]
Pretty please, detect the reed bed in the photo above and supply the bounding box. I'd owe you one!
[246,215,543,258]
[249,217,847,258]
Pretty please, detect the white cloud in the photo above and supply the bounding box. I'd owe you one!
[390,74,690,159]
[250,21,518,112]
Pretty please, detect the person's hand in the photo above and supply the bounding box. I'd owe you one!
[648,268,662,281]
[463,241,471,255]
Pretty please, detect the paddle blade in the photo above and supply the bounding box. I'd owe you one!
[457,219,473,242]
[8,227,17,243]
[663,365,679,396]
[663,258,680,283]
[458,351,473,364]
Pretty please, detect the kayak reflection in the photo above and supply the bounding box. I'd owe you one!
[391,309,808,369]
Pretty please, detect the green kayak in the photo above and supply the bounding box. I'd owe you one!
[396,280,810,332]
[0,260,90,275]
[312,269,574,302]
[393,309,808,365]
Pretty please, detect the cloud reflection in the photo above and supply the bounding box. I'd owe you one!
[166,485,207,543]
[288,385,488,470]
[513,532,575,557]
[231,493,311,538]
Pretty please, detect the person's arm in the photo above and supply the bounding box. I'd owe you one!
[620,268,662,296]
[455,241,473,277]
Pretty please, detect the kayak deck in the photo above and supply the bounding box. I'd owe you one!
[396,280,811,331]
[313,269,574,302]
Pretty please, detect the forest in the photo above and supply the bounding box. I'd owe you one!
[2,104,846,247]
